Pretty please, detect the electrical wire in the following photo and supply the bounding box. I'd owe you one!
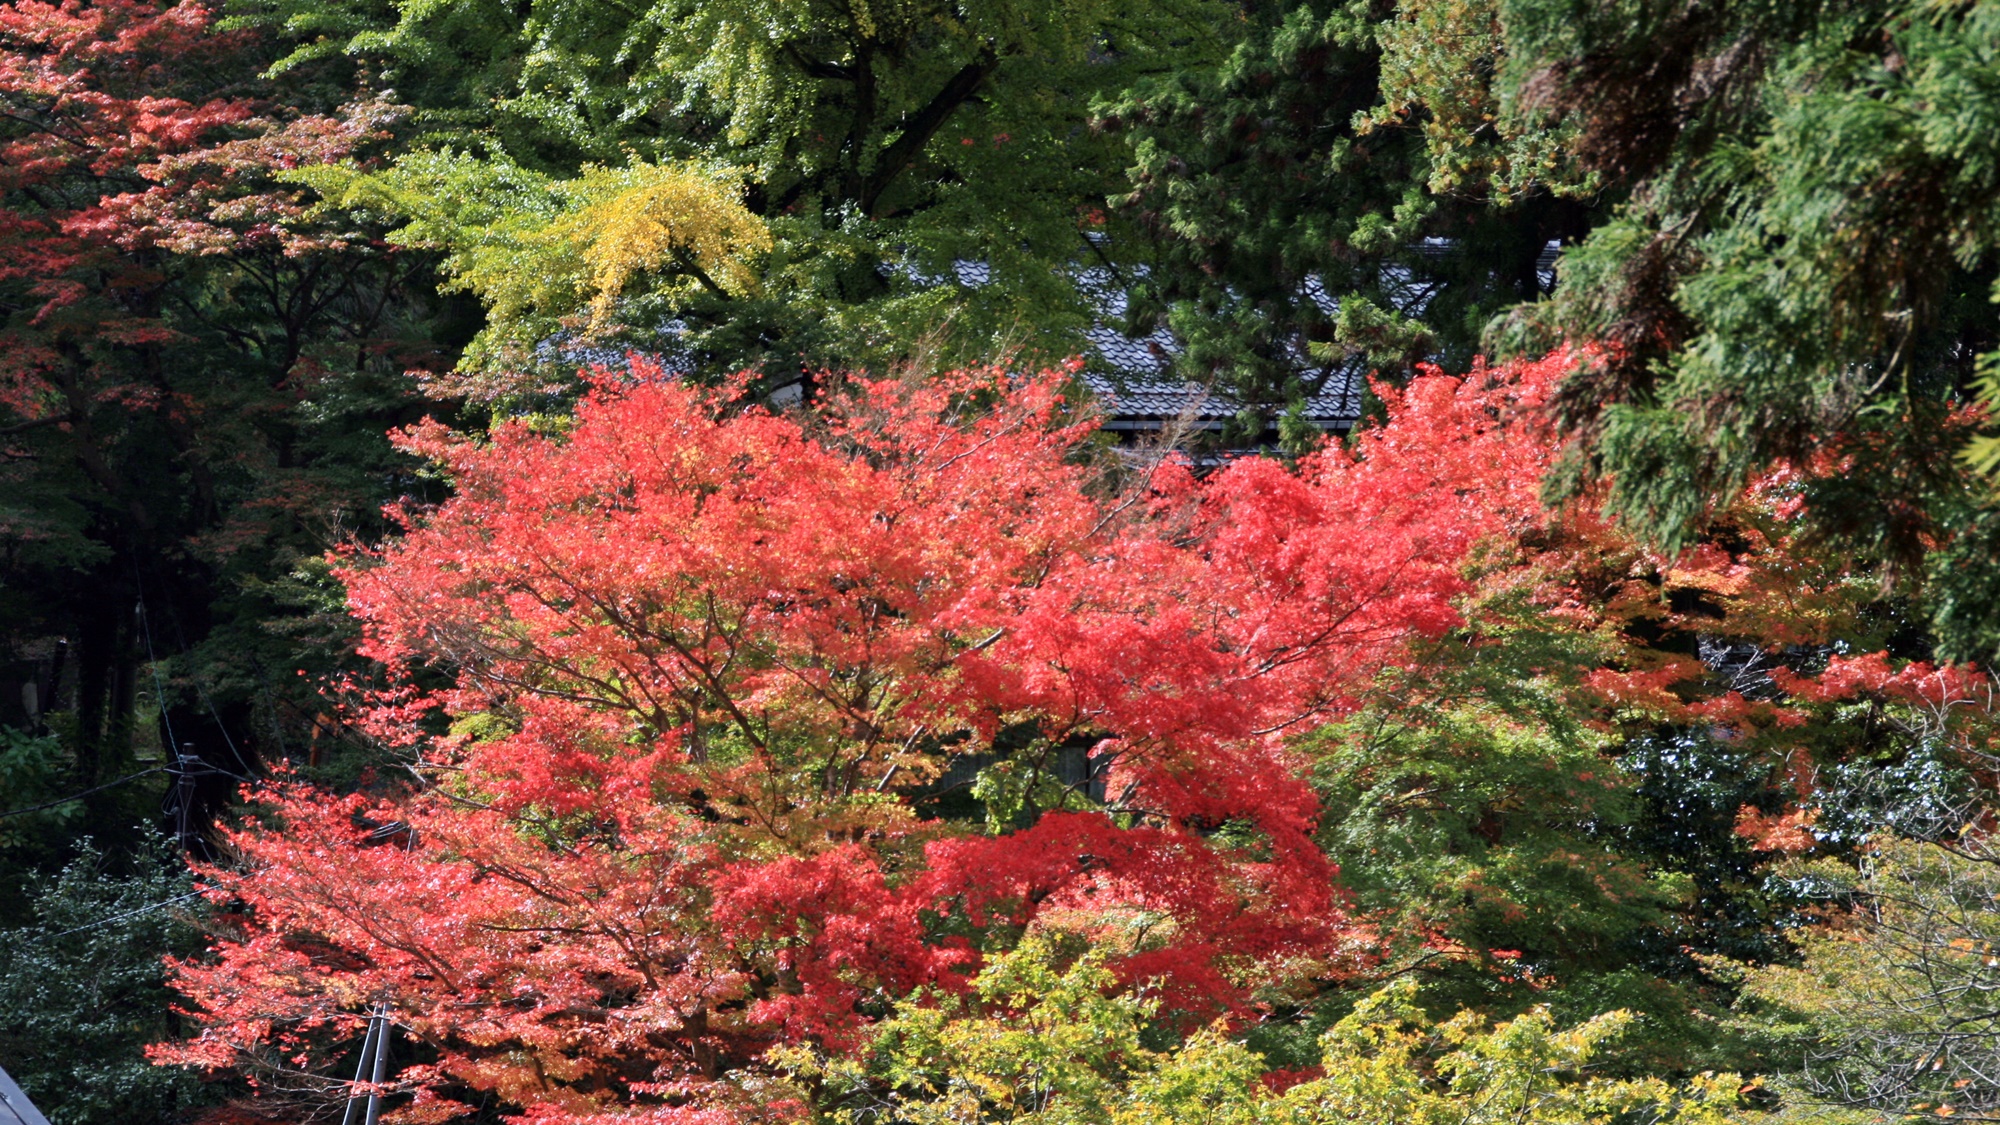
[186,758,255,785]
[134,591,183,766]
[0,767,164,819]
[146,565,253,778]
[44,889,206,940]
[165,747,192,850]
[0,760,246,822]
[133,574,260,859]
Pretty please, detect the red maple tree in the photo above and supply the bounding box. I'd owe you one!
[1,0,391,424]
[156,352,1584,1122]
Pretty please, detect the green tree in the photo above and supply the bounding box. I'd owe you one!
[783,937,1748,1125]
[1493,0,2000,657]
[247,0,1231,392]
[1097,0,1595,440]
[1735,836,2000,1123]
[0,840,227,1125]
[0,0,453,895]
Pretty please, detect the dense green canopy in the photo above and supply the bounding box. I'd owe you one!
[1104,0,1596,435]
[246,0,1233,386]
[1495,0,2000,656]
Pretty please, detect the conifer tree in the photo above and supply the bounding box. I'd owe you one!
[1494,0,2000,658]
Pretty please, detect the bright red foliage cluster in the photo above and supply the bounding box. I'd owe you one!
[157,351,1581,1121]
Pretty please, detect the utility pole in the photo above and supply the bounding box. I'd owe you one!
[338,1004,393,1125]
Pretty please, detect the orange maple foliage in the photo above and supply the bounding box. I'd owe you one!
[157,351,1596,1121]
[158,344,2000,1120]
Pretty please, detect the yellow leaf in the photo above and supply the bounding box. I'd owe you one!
[548,162,773,322]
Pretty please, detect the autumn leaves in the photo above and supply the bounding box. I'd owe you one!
[155,355,1593,1118]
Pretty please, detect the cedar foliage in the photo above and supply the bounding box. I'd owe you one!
[1496,0,2000,658]
[1100,0,1597,432]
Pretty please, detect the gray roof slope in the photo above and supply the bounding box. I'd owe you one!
[0,1065,53,1125]
[542,239,1562,437]
[1079,239,1562,433]
[1078,371,1363,430]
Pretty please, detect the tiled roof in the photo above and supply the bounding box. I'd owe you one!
[1077,263,1366,433]
[543,240,1562,442]
[1078,371,1362,431]
[1079,240,1562,436]
[1083,322,1177,379]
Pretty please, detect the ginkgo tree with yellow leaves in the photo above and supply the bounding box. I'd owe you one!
[255,0,1230,393]
[304,158,776,371]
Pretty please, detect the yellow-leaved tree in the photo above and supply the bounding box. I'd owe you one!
[298,156,771,369]
[544,162,773,317]
[779,936,1753,1125]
